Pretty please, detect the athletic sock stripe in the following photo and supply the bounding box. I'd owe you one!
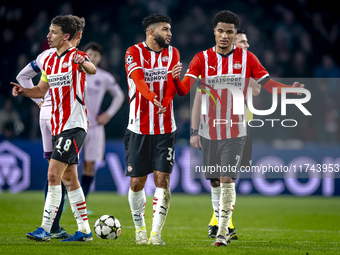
[78,207,86,210]
[76,201,86,206]
[83,218,88,221]
[81,214,87,217]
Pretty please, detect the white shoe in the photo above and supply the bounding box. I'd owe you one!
[211,234,231,247]
[135,228,149,245]
[149,232,165,245]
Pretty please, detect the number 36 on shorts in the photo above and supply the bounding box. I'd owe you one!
[167,147,175,162]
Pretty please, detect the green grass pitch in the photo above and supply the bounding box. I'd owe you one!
[0,192,339,254]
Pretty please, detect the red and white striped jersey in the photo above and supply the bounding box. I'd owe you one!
[186,46,269,140]
[125,42,178,135]
[42,47,89,136]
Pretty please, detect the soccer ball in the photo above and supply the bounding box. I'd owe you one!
[94,215,121,239]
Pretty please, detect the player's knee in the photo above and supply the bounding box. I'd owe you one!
[130,177,147,192]
[220,176,236,183]
[154,174,170,189]
[47,172,61,185]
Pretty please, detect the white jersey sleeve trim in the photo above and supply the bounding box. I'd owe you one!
[184,73,197,79]
[256,74,270,83]
[127,66,143,77]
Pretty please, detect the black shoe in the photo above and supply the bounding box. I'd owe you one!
[228,228,238,240]
[50,227,72,239]
[208,225,218,238]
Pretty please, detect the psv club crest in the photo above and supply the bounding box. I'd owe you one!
[62,62,70,68]
[127,165,133,172]
[161,56,169,62]
[233,61,242,69]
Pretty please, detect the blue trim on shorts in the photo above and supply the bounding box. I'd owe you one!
[44,151,52,159]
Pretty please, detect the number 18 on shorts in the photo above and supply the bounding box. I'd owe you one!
[51,127,87,164]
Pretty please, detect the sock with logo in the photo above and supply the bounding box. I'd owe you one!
[68,187,91,234]
[41,185,62,233]
[45,182,67,232]
[210,185,221,226]
[216,183,236,238]
[128,188,146,231]
[151,188,171,235]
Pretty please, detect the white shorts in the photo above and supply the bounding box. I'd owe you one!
[39,119,52,159]
[39,105,52,158]
[40,104,52,119]
[83,125,105,162]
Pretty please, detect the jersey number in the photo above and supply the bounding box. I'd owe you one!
[167,148,175,161]
[55,137,72,152]
[235,155,241,169]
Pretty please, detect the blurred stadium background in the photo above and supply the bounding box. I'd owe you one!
[0,0,340,196]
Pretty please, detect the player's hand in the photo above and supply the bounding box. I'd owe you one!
[72,49,85,64]
[11,82,25,96]
[153,95,166,114]
[172,62,182,79]
[190,135,202,150]
[156,107,167,114]
[96,112,111,125]
[292,82,304,95]
[153,95,162,108]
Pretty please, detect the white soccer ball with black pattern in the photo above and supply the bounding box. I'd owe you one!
[94,215,121,239]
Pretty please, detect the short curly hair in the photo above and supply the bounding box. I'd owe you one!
[71,15,85,33]
[51,14,85,41]
[142,13,172,32]
[213,10,239,29]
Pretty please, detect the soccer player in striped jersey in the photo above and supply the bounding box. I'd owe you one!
[80,42,124,201]
[124,13,178,245]
[12,14,96,242]
[206,29,261,240]
[15,15,85,240]
[169,10,304,247]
